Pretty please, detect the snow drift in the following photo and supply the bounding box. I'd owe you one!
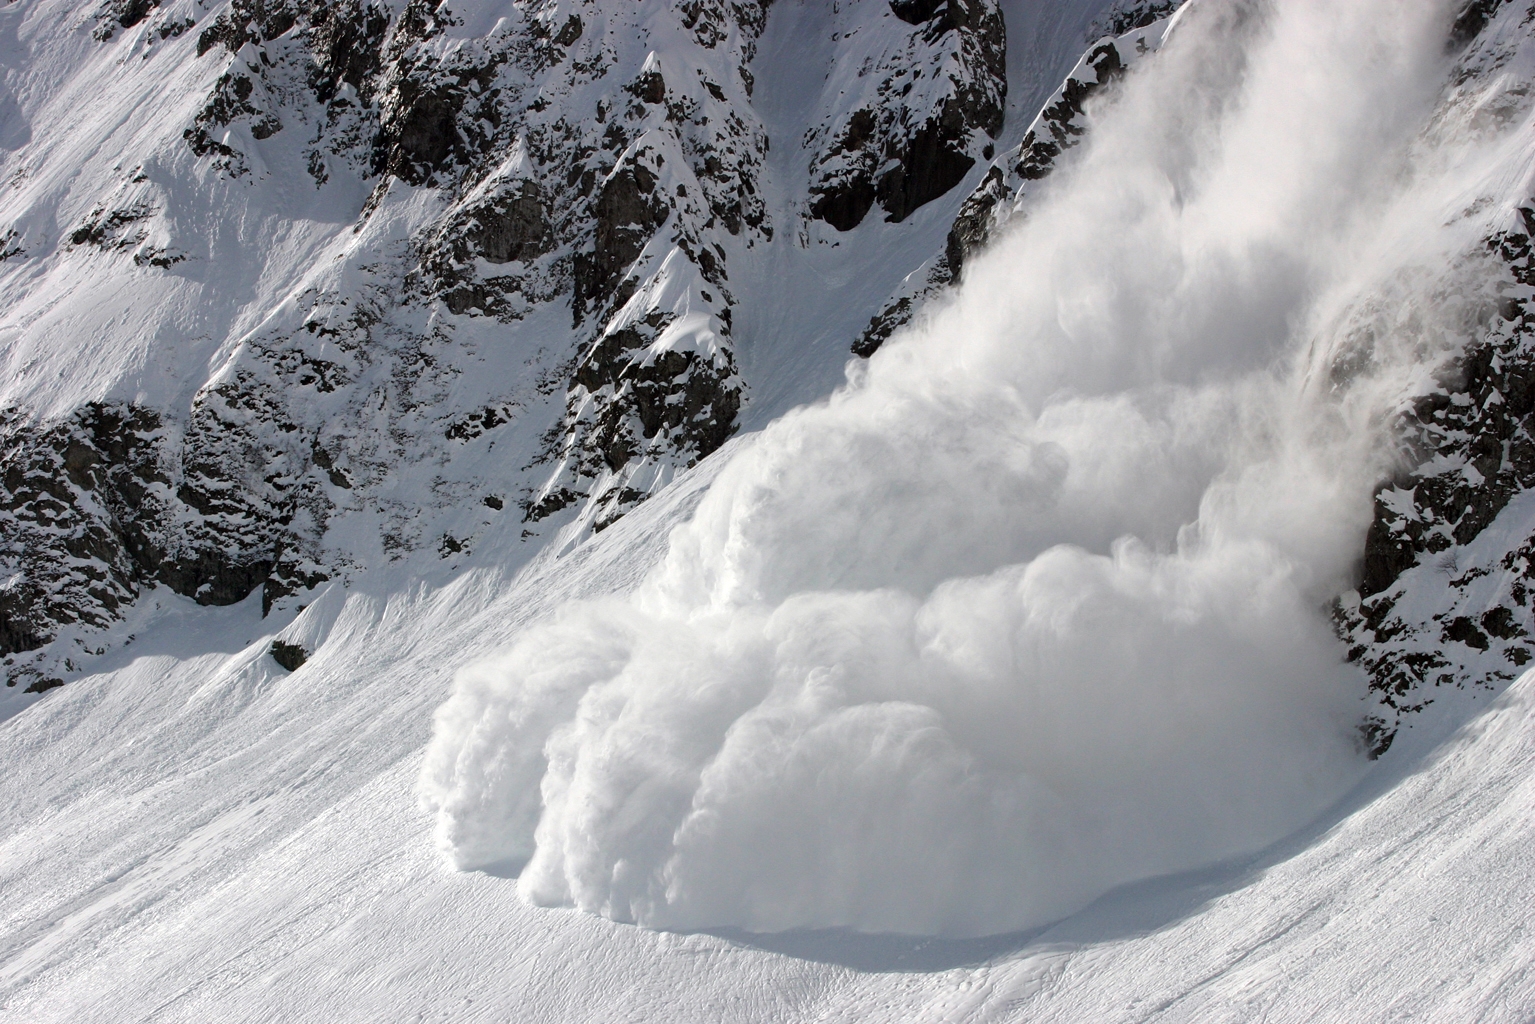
[422,0,1496,937]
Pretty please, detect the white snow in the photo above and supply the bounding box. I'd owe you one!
[1,477,1533,1021]
[421,0,1502,938]
[4,0,1535,1018]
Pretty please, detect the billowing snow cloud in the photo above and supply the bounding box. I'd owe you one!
[422,0,1495,936]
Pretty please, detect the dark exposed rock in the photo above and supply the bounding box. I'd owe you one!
[93,0,163,40]
[22,676,65,694]
[169,553,276,607]
[1356,712,1395,759]
[1334,218,1535,750]
[629,66,667,105]
[553,15,583,48]
[306,1,391,105]
[261,561,330,618]
[367,10,501,186]
[69,204,153,251]
[0,585,48,657]
[809,0,1005,232]
[810,179,878,234]
[196,0,302,57]
[0,394,342,684]
[270,640,308,671]
[1359,230,1535,599]
[944,164,1007,279]
[1093,0,1183,39]
[1359,492,1425,599]
[187,0,444,179]
[573,163,671,323]
[92,0,192,41]
[446,404,521,442]
[133,248,188,269]
[390,1,767,539]
[521,486,584,524]
[889,0,946,26]
[185,71,283,169]
[810,177,873,233]
[468,184,554,265]
[1482,606,1525,639]
[528,307,741,528]
[678,0,769,49]
[375,79,460,182]
[874,1,1007,225]
[856,28,1148,355]
[875,103,979,224]
[853,296,917,358]
[1451,0,1511,50]
[570,323,739,458]
[1,404,171,663]
[1018,41,1125,180]
[1444,616,1491,650]
[890,0,998,39]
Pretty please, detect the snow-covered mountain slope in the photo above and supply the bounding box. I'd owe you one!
[2,0,1125,693]
[414,0,1535,940]
[6,0,1535,1018]
[0,467,1531,1022]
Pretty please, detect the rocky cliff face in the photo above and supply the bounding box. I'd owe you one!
[6,0,1534,756]
[1336,210,1535,755]
[2,0,1128,691]
[803,0,1006,232]
[1323,0,1535,754]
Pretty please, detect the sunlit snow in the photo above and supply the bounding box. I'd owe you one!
[3,0,1535,1020]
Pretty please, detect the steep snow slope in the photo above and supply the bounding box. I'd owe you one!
[0,476,1531,1022]
[5,0,1535,1019]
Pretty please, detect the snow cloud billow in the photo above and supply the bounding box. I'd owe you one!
[423,0,1484,936]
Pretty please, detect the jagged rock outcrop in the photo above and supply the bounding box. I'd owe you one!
[806,0,1006,232]
[1334,219,1535,754]
[1326,1,1535,754]
[1091,0,1181,37]
[7,0,1007,689]
[855,11,1174,355]
[0,401,321,692]
[0,405,168,692]
[270,638,308,670]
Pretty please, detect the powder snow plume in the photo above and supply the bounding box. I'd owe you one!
[421,0,1501,937]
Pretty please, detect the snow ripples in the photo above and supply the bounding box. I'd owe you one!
[422,0,1485,935]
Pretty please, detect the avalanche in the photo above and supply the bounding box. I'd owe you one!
[420,0,1483,938]
[3,0,1535,1020]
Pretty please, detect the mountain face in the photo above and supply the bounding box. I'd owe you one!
[2,0,1533,766]
[0,0,1206,692]
[4,0,1535,1017]
[1329,0,1535,754]
[0,0,1052,692]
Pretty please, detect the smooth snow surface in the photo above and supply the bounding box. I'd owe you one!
[422,0,1499,937]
